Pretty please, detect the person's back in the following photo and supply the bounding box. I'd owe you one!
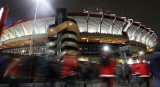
[115,64,123,83]
[135,61,150,87]
[0,57,7,75]
[99,53,116,87]
[149,51,160,79]
[99,57,117,77]
[130,63,138,83]
[3,54,21,87]
[124,64,130,74]
[89,63,99,79]
[123,64,130,83]
[0,56,8,83]
[148,46,160,87]
[136,61,149,77]
[116,65,123,75]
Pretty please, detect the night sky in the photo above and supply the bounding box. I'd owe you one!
[0,0,160,45]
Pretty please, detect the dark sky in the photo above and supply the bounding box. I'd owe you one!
[0,0,160,45]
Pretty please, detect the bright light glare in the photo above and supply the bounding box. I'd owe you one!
[127,58,133,64]
[103,46,110,51]
[36,0,55,16]
[0,7,4,20]
[136,59,140,63]
[22,50,25,53]
[143,60,146,63]
[37,0,44,2]
[139,51,144,55]
[78,57,88,61]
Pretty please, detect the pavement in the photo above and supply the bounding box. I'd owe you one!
[0,82,138,87]
[0,79,153,87]
[0,83,135,87]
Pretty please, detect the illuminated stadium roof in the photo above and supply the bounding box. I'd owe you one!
[0,13,158,49]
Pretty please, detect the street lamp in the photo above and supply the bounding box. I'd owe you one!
[29,0,41,55]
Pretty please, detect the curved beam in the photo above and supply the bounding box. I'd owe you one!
[48,21,80,37]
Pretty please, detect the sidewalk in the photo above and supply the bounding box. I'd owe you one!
[0,82,138,87]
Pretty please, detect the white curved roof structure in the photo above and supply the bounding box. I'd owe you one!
[1,13,158,48]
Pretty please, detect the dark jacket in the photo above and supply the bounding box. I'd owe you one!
[148,51,160,79]
[124,65,130,74]
[0,57,7,74]
[116,66,123,75]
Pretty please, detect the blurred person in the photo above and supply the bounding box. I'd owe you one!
[135,61,150,87]
[130,63,138,84]
[60,54,79,87]
[0,53,10,83]
[79,61,91,87]
[3,54,21,87]
[99,53,117,87]
[41,58,61,87]
[115,63,123,83]
[148,46,160,87]
[123,63,131,83]
[89,61,99,79]
[89,62,99,87]
[22,55,61,87]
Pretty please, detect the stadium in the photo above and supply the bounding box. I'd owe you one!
[0,7,158,63]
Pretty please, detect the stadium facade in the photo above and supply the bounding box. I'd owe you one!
[0,8,158,62]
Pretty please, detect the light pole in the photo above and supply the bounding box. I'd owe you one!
[29,0,39,55]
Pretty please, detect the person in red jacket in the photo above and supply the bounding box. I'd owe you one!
[3,54,21,87]
[99,53,117,87]
[60,54,79,87]
[135,61,150,87]
[61,54,78,78]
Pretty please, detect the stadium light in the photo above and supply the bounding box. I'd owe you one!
[103,45,110,51]
[143,60,146,63]
[127,58,133,64]
[0,8,4,20]
[136,59,140,63]
[138,50,144,56]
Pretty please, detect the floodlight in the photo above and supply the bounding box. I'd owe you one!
[127,58,133,64]
[138,51,144,55]
[103,45,110,51]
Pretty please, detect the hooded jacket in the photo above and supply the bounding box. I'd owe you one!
[99,57,117,77]
[61,55,78,78]
[148,49,160,79]
[135,61,150,77]
[131,63,138,75]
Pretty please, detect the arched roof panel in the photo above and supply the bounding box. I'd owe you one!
[2,13,157,47]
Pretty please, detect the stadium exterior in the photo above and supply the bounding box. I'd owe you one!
[0,12,158,61]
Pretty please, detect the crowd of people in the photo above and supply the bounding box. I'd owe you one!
[0,47,160,87]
